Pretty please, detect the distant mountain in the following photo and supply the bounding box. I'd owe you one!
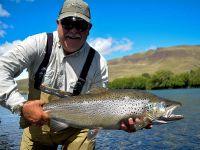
[108,45,200,81]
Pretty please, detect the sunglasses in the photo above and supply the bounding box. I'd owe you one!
[60,17,91,32]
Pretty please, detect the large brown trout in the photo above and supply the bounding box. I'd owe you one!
[38,85,183,135]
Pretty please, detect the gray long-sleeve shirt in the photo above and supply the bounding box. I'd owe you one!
[0,31,108,111]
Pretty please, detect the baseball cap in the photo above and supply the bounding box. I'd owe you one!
[58,0,91,23]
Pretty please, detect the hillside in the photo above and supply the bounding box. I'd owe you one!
[16,45,200,90]
[108,45,200,81]
[17,79,29,94]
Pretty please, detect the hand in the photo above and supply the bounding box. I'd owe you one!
[120,117,152,132]
[22,100,49,126]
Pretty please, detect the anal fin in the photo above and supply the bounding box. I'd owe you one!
[87,128,101,141]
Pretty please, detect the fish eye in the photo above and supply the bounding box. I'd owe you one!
[161,102,171,108]
[165,104,171,107]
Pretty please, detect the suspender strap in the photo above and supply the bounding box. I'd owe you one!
[34,33,53,90]
[73,47,96,95]
[34,32,95,95]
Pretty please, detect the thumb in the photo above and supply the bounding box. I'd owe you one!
[36,100,46,106]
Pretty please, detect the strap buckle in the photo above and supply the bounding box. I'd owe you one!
[73,78,86,95]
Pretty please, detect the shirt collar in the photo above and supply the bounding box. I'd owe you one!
[66,42,87,57]
[58,42,89,59]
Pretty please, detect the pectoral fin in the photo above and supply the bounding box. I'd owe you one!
[49,117,69,133]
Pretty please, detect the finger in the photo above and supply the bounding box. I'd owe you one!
[135,118,141,123]
[120,122,128,131]
[31,117,48,126]
[23,101,45,122]
[42,112,50,123]
[128,118,136,132]
[128,118,135,125]
[37,100,45,106]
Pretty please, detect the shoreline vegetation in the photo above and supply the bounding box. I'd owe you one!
[17,68,200,94]
[109,68,200,90]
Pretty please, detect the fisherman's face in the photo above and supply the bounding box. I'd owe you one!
[57,17,91,55]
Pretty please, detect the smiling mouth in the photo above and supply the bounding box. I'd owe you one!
[66,36,80,40]
[65,34,81,40]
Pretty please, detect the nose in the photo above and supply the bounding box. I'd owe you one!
[67,27,79,33]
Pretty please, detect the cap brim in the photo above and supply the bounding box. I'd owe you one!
[58,12,90,23]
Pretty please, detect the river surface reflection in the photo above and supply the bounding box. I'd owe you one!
[0,88,200,149]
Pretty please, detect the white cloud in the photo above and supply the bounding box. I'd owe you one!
[89,37,133,55]
[0,21,14,37]
[0,4,13,37]
[145,45,157,51]
[0,21,13,29]
[0,30,6,38]
[0,40,28,79]
[0,40,22,55]
[0,4,10,17]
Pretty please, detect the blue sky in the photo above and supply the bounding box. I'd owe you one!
[0,0,200,78]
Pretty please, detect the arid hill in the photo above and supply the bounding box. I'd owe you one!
[108,45,200,81]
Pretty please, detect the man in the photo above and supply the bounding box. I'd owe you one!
[0,0,151,149]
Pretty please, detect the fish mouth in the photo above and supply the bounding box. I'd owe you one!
[160,105,184,121]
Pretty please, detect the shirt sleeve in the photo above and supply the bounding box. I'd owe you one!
[0,33,46,111]
[91,53,109,89]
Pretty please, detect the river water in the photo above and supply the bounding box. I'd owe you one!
[0,88,200,150]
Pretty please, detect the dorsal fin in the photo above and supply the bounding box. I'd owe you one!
[86,87,108,95]
[40,84,73,98]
